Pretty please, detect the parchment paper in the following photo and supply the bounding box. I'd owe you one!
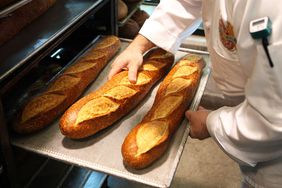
[12,40,210,188]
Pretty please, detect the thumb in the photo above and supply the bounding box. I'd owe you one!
[185,110,192,120]
[198,106,206,111]
[108,61,127,80]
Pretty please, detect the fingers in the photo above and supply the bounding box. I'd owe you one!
[189,128,196,138]
[185,110,197,138]
[108,50,142,83]
[198,106,206,111]
[109,61,139,83]
[186,108,211,140]
[108,59,141,84]
[128,63,139,83]
[186,111,196,138]
[186,106,206,118]
[108,60,127,80]
[185,110,192,120]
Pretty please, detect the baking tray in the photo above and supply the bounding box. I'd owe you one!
[11,40,211,188]
[0,0,105,84]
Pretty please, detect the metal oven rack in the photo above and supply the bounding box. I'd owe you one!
[0,0,117,187]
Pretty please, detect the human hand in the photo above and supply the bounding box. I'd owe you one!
[108,47,143,83]
[185,106,211,140]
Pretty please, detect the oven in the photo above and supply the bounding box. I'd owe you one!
[0,0,117,187]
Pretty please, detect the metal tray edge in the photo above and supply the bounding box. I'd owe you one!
[11,41,211,188]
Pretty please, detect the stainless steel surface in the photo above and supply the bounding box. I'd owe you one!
[178,46,209,55]
[0,0,31,18]
[0,0,104,83]
[11,41,210,188]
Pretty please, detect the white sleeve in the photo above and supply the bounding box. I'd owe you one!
[206,10,282,167]
[139,0,202,53]
[207,100,282,167]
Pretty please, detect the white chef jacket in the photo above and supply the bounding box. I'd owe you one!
[139,0,282,187]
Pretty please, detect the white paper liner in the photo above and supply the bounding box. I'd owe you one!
[12,41,210,188]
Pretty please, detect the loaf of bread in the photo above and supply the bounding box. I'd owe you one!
[131,9,150,27]
[122,54,205,169]
[118,0,128,21]
[0,0,56,46]
[13,36,121,134]
[60,48,175,139]
[118,19,140,39]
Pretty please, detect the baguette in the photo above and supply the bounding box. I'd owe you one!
[13,36,121,134]
[0,0,57,46]
[60,48,175,139]
[118,0,128,21]
[118,19,140,39]
[131,9,150,27]
[122,54,205,169]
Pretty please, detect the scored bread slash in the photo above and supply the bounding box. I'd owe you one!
[59,48,175,139]
[121,54,205,169]
[13,35,121,134]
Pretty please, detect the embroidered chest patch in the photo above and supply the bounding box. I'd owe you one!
[219,18,237,51]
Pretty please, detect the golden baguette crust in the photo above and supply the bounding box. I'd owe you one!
[122,54,205,169]
[60,48,175,139]
[13,36,121,134]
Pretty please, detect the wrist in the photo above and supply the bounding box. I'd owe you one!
[128,34,155,54]
[206,110,218,139]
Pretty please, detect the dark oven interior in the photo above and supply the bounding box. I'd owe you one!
[0,0,117,187]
